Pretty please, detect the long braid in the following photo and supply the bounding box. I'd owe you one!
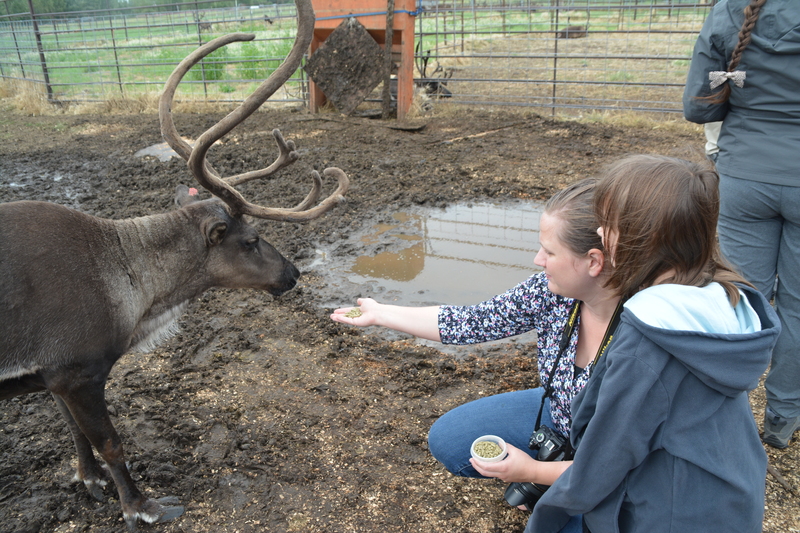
[702,0,767,105]
[729,0,766,70]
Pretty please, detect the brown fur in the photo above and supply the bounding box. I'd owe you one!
[0,190,299,527]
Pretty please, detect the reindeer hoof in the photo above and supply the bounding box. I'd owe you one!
[73,470,109,502]
[154,497,185,522]
[86,481,106,502]
[124,496,185,531]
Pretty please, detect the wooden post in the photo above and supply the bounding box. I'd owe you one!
[382,0,395,119]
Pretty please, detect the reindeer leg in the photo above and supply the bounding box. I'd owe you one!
[52,393,110,501]
[57,381,184,530]
[0,377,112,500]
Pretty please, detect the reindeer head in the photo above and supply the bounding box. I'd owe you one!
[159,0,349,295]
[415,43,454,99]
[171,185,299,296]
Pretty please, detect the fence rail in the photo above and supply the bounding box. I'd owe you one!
[0,0,715,116]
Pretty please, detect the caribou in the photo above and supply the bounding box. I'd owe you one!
[0,0,347,528]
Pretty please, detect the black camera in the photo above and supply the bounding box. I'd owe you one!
[529,425,571,462]
[503,426,572,511]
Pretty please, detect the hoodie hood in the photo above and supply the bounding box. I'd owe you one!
[622,283,780,397]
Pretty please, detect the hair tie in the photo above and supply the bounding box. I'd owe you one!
[709,70,746,90]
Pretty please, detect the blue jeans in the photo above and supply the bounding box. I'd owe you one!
[718,175,800,419]
[428,388,583,533]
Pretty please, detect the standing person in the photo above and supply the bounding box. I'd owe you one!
[683,0,800,448]
[528,155,780,533]
[330,179,620,533]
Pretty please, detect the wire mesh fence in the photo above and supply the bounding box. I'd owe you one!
[0,0,715,116]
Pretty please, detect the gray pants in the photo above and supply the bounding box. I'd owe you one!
[718,175,800,419]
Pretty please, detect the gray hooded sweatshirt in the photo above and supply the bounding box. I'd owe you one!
[682,0,800,186]
[528,283,780,533]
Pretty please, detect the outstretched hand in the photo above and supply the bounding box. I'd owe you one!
[330,297,381,327]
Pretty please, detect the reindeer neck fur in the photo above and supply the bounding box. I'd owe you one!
[111,202,225,352]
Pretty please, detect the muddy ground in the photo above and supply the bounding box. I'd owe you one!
[0,105,797,533]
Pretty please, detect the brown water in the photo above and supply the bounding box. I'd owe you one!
[320,200,545,308]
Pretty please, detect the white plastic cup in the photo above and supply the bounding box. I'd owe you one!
[470,434,508,462]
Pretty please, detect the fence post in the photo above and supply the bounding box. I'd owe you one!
[382,0,395,119]
[109,17,124,95]
[26,0,53,101]
[9,22,28,78]
[194,2,209,99]
[51,19,59,48]
[551,0,560,117]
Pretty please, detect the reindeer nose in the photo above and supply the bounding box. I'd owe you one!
[287,263,301,284]
[269,262,301,297]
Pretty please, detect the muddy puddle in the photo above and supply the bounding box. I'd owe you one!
[314,200,545,353]
[134,138,200,162]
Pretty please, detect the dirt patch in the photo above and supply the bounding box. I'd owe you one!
[0,105,797,533]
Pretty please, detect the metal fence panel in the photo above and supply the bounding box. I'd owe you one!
[416,0,712,114]
[0,1,307,104]
[0,0,714,115]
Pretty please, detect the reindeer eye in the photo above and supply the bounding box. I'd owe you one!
[245,238,259,250]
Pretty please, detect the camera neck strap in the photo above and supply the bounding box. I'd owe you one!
[534,298,625,430]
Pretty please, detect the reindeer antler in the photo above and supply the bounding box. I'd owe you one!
[159,0,348,222]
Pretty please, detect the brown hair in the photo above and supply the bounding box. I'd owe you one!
[594,155,750,305]
[545,178,602,257]
[702,0,767,105]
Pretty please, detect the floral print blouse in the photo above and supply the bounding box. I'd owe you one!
[438,271,592,438]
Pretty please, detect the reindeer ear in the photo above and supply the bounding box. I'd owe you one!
[175,185,202,207]
[202,219,228,246]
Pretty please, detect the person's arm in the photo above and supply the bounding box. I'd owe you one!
[682,5,730,124]
[330,297,442,341]
[331,273,548,344]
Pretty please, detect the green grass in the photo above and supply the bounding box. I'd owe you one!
[608,71,636,83]
[188,46,229,82]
